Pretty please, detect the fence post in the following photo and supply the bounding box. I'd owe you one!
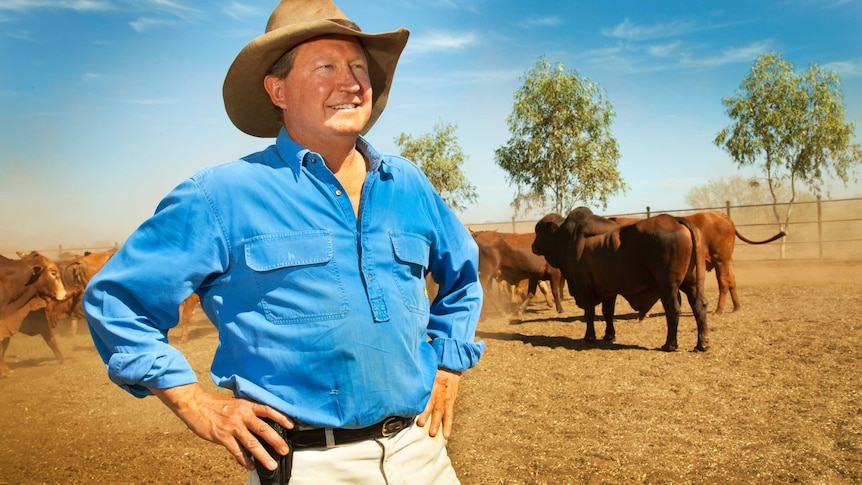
[725,200,731,217]
[511,215,516,233]
[817,195,823,260]
[646,206,651,218]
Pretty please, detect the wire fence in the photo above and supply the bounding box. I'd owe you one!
[465,196,862,262]
[6,197,862,262]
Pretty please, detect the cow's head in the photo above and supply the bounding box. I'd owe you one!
[20,251,68,301]
[533,213,567,269]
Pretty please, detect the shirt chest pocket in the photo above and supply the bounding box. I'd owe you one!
[390,232,431,314]
[245,232,348,324]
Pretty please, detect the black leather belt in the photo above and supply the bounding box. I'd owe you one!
[284,416,414,448]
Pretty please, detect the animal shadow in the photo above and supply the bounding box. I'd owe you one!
[475,330,648,352]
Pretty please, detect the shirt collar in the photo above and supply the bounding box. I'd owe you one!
[274,127,387,173]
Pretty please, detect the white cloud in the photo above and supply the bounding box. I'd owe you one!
[129,16,177,32]
[0,0,114,12]
[647,41,683,58]
[602,18,697,42]
[822,60,862,79]
[6,29,36,41]
[0,0,202,23]
[408,31,478,54]
[685,40,772,68]
[519,16,563,29]
[223,1,259,21]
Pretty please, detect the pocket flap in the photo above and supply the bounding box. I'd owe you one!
[245,231,333,271]
[390,232,431,267]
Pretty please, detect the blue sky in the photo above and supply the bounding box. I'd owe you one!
[1,0,861,254]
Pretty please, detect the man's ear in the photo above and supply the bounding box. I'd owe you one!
[263,75,288,110]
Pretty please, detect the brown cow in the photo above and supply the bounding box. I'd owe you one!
[0,252,68,376]
[62,249,117,334]
[472,230,565,315]
[533,207,709,352]
[610,212,784,315]
[1,252,67,318]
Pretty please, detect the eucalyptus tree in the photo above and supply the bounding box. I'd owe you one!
[494,56,627,216]
[394,122,477,212]
[714,52,862,232]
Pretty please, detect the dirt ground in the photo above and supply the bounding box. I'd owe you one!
[0,260,860,484]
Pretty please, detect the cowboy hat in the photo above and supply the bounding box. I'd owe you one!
[223,0,409,138]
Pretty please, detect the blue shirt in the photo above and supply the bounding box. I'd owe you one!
[84,128,484,428]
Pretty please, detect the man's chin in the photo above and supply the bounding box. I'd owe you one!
[327,120,367,137]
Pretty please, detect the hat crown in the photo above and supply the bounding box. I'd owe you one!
[266,0,351,33]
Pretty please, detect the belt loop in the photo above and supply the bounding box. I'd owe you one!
[324,427,335,449]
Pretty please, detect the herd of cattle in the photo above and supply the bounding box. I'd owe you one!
[0,208,784,377]
[0,248,199,376]
[478,208,785,351]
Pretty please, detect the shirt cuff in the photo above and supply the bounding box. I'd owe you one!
[107,347,198,398]
[431,337,485,372]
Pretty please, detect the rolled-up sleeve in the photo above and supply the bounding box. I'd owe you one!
[425,193,485,372]
[84,175,229,396]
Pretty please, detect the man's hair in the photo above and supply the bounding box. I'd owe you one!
[267,48,298,80]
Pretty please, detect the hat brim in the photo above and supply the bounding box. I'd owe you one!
[223,19,409,138]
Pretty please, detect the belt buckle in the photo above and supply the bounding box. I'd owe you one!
[381,417,404,437]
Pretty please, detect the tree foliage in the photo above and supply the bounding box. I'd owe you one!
[714,52,862,229]
[394,122,477,212]
[494,56,627,216]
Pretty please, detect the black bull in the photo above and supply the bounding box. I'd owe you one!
[532,207,710,352]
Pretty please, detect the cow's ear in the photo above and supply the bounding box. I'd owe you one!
[30,265,45,277]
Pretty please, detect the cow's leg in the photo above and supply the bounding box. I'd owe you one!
[0,338,11,376]
[550,277,564,313]
[582,303,598,341]
[713,262,729,315]
[39,323,64,364]
[659,289,681,352]
[726,263,741,313]
[600,296,616,342]
[537,281,554,308]
[684,286,710,352]
[516,279,539,314]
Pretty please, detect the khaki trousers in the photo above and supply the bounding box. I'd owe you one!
[247,420,459,485]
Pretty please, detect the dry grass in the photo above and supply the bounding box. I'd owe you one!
[0,260,860,484]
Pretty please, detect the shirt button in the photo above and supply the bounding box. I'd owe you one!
[310,157,318,163]
[335,189,343,196]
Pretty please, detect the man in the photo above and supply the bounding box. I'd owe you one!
[83,1,484,483]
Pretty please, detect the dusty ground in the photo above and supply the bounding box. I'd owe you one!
[0,260,860,484]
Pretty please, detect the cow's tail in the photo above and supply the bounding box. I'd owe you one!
[676,217,706,304]
[735,229,786,245]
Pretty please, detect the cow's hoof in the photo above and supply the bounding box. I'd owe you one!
[693,343,709,352]
[660,344,678,352]
[603,335,616,342]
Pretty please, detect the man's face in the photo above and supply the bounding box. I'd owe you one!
[278,35,372,144]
